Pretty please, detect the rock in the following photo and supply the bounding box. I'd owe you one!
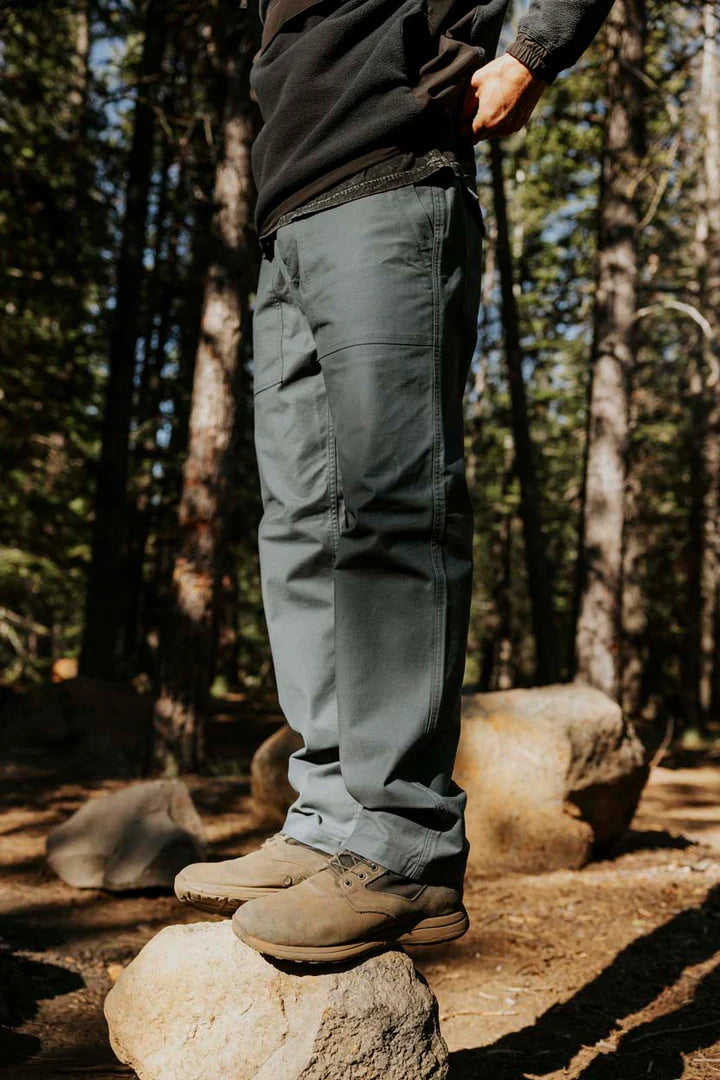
[46,779,207,891]
[105,921,448,1080]
[251,722,302,826]
[454,684,649,873]
[250,684,649,874]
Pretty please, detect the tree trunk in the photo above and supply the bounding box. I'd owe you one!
[695,2,720,727]
[126,64,192,674]
[490,138,560,684]
[125,145,174,675]
[620,453,647,716]
[495,433,515,691]
[80,0,166,680]
[574,0,645,700]
[69,1,91,115]
[151,20,255,774]
[686,328,706,728]
[143,47,219,664]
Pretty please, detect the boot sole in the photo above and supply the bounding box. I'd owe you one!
[234,907,469,963]
[174,874,279,916]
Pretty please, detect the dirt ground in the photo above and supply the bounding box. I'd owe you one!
[2,710,720,1080]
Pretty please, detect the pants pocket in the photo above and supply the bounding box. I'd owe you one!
[252,256,284,395]
[411,179,432,231]
[459,183,484,320]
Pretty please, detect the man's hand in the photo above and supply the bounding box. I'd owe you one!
[461,53,547,143]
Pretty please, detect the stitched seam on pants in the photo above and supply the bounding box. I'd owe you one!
[323,378,363,838]
[275,244,301,386]
[428,182,447,739]
[278,290,286,387]
[317,337,432,362]
[409,183,448,879]
[253,285,283,395]
[327,401,340,560]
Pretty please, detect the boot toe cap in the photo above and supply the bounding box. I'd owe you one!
[174,862,213,892]
[232,893,319,947]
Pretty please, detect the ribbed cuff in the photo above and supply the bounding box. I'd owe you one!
[506,33,558,84]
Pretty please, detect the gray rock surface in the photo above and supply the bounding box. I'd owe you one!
[251,684,649,874]
[46,779,207,890]
[104,921,448,1080]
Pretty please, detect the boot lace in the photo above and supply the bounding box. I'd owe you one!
[328,849,379,884]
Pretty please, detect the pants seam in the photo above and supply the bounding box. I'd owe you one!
[253,264,283,395]
[324,372,362,841]
[407,183,448,881]
[427,183,447,739]
[278,286,286,387]
[317,337,432,362]
[327,402,340,559]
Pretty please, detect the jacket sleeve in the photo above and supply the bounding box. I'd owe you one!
[506,0,616,83]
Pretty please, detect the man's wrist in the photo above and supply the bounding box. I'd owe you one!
[506,33,558,84]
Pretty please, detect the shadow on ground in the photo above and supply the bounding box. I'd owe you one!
[0,952,84,1069]
[450,885,720,1079]
[603,828,695,856]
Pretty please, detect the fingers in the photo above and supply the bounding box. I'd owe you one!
[471,101,521,139]
[470,89,538,141]
[471,119,520,143]
[460,82,478,121]
[471,100,534,140]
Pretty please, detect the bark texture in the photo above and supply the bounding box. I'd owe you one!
[490,139,560,684]
[696,3,720,725]
[575,0,645,699]
[80,0,166,680]
[151,17,255,774]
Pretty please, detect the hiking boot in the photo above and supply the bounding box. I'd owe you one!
[174,833,332,915]
[232,850,468,962]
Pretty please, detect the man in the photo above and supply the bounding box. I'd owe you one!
[175,0,614,963]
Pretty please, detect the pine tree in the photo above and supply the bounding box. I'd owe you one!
[490,137,560,683]
[80,0,168,681]
[151,3,258,773]
[575,0,647,699]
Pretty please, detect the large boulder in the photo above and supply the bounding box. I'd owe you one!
[105,921,448,1080]
[46,779,207,891]
[251,684,649,874]
[454,684,649,873]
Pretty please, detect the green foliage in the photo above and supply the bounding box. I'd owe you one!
[0,3,112,680]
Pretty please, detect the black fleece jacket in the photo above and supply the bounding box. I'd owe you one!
[252,0,615,235]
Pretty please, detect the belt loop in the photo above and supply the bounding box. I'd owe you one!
[259,232,276,260]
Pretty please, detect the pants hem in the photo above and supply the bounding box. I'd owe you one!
[344,820,451,884]
[281,816,347,856]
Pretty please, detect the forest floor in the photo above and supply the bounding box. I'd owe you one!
[2,701,720,1080]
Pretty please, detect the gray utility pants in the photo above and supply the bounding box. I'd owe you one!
[253,168,483,888]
